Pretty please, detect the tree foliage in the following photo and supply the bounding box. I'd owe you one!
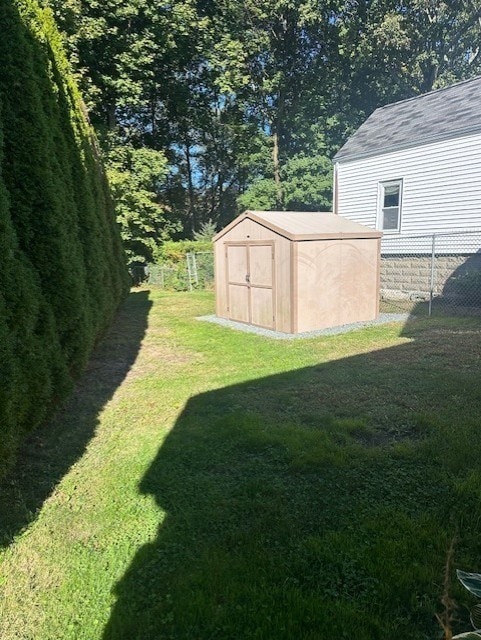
[0,0,128,479]
[105,141,177,264]
[50,0,481,246]
[239,155,332,212]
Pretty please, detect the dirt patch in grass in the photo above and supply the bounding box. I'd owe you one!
[121,345,194,382]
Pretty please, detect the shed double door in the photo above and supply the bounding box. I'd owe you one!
[226,242,275,329]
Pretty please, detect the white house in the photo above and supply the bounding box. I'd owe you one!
[333,77,481,297]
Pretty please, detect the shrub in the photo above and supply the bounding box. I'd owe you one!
[153,239,213,264]
[0,0,129,480]
[449,270,481,306]
[149,240,214,291]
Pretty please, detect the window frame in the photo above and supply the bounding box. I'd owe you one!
[377,179,403,233]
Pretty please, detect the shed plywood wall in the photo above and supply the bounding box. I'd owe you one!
[214,218,292,332]
[296,239,380,332]
[340,239,380,323]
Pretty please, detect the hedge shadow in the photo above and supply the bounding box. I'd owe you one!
[0,291,151,548]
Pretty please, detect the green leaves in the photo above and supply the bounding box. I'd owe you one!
[106,141,178,264]
[50,0,481,243]
[0,0,127,479]
[238,153,333,212]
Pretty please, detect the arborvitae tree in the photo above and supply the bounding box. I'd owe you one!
[0,0,129,480]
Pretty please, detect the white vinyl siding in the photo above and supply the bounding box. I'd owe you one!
[337,132,481,236]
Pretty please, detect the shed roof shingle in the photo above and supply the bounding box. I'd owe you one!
[213,210,382,241]
[334,76,481,163]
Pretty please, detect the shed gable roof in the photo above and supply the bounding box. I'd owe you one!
[213,210,382,241]
[334,75,481,163]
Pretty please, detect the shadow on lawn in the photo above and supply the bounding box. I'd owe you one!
[0,290,152,548]
[103,313,481,639]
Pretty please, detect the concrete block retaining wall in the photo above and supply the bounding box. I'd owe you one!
[380,253,481,300]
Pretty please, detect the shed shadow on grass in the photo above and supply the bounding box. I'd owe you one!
[0,290,152,548]
[103,311,481,639]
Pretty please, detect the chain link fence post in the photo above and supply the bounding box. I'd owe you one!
[428,233,436,317]
[186,253,193,292]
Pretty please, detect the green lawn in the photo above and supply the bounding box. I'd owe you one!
[2,290,481,639]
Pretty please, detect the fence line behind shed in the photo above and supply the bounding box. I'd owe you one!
[138,232,481,321]
[380,229,481,316]
[146,252,214,291]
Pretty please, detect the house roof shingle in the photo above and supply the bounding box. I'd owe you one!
[334,76,481,163]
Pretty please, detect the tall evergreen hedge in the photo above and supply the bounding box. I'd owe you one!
[0,0,129,479]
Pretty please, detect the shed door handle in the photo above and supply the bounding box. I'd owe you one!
[245,274,250,283]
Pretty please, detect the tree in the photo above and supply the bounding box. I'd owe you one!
[239,153,332,211]
[106,141,178,264]
[49,0,481,237]
[0,0,127,478]
[210,0,340,208]
[332,0,481,133]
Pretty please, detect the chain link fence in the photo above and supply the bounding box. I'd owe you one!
[145,252,214,291]
[380,230,481,316]
[132,234,481,318]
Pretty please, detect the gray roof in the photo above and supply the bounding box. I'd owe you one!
[334,76,481,163]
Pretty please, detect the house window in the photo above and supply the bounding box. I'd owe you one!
[378,180,402,232]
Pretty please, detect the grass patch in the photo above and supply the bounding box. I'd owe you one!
[1,290,481,639]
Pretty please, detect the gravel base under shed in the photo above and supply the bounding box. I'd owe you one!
[197,313,410,340]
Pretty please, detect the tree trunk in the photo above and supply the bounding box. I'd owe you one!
[272,84,285,210]
[272,129,283,209]
[150,91,156,139]
[107,102,116,130]
[184,142,196,235]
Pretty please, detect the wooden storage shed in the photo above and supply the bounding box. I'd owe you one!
[213,210,382,334]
